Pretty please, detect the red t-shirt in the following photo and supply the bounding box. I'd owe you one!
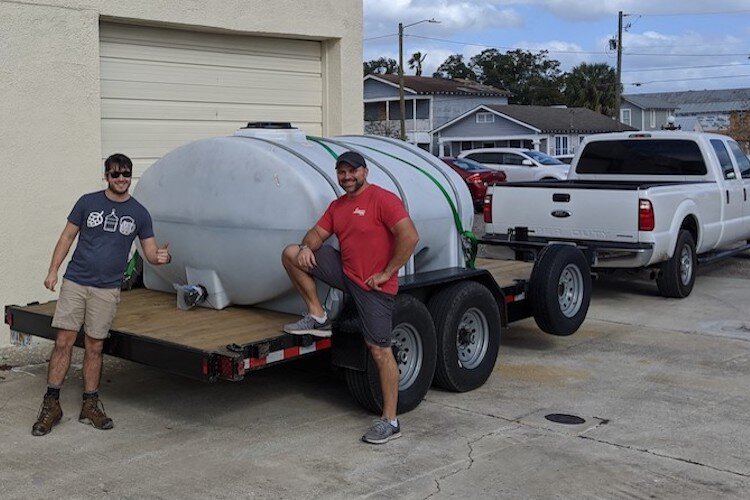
[317,184,409,295]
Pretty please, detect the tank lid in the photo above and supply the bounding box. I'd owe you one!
[241,122,294,129]
[233,122,307,143]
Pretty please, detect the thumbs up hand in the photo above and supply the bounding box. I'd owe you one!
[156,242,171,265]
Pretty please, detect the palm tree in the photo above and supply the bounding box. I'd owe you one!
[408,52,427,76]
[564,63,618,117]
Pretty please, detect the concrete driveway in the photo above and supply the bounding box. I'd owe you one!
[2,252,749,498]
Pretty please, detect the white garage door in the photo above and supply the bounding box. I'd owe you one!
[100,23,323,176]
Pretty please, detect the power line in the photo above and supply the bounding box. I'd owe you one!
[629,9,750,17]
[383,34,748,59]
[623,63,750,73]
[628,73,750,86]
[624,51,749,57]
[407,34,609,55]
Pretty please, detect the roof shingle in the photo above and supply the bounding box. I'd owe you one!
[370,75,511,96]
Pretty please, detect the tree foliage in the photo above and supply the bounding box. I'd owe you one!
[432,54,475,80]
[563,63,618,117]
[408,51,427,76]
[363,57,398,76]
[469,49,564,105]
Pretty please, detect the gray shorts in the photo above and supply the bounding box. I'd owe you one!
[311,245,395,347]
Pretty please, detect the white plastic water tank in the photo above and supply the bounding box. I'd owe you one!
[133,123,474,314]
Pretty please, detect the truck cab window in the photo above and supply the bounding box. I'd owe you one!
[727,141,750,179]
[710,139,737,180]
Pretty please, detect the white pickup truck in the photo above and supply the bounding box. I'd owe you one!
[482,131,750,298]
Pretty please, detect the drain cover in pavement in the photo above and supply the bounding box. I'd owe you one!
[544,413,586,425]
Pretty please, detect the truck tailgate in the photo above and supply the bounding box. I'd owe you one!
[487,183,640,243]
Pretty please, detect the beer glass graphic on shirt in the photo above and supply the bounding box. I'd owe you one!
[104,209,119,232]
[119,216,135,236]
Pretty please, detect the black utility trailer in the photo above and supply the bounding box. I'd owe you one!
[5,255,590,414]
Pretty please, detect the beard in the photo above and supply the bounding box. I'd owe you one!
[108,179,130,195]
[341,178,365,193]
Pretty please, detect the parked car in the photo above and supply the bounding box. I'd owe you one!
[554,154,575,164]
[440,157,506,212]
[458,148,569,181]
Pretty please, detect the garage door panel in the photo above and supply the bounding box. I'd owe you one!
[100,59,323,96]
[101,43,321,75]
[100,59,321,87]
[101,80,321,107]
[101,100,322,123]
[101,23,321,60]
[102,120,322,160]
[100,23,323,170]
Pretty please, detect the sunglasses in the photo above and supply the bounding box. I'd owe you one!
[107,171,132,179]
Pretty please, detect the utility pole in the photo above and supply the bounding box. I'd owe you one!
[398,22,406,141]
[398,18,439,142]
[615,10,624,130]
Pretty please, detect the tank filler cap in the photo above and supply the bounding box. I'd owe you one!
[233,122,307,143]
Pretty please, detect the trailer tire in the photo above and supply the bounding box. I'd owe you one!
[344,295,436,414]
[428,281,501,392]
[656,230,696,298]
[529,244,591,336]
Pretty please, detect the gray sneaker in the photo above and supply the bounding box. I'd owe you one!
[283,314,332,337]
[362,417,401,444]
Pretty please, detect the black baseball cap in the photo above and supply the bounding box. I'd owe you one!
[336,151,367,169]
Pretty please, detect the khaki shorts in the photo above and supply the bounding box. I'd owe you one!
[51,279,121,340]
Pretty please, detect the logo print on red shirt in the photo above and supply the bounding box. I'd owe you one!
[353,207,366,216]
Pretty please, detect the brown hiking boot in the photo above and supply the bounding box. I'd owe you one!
[31,396,63,436]
[79,396,114,430]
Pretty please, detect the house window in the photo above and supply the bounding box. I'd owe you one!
[476,112,495,124]
[482,142,495,148]
[650,110,656,128]
[461,141,472,152]
[554,136,570,156]
[621,108,631,126]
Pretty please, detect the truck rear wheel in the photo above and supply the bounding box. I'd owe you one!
[656,229,696,298]
[344,295,436,414]
[529,245,591,336]
[428,281,501,392]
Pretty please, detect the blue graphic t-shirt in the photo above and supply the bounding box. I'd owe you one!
[64,191,154,288]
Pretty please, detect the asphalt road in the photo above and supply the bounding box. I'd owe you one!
[1,218,749,498]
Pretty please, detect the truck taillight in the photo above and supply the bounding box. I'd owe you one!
[483,193,493,223]
[639,199,655,231]
[4,311,12,328]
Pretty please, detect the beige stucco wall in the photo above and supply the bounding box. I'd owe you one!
[0,0,363,346]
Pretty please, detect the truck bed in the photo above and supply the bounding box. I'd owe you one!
[5,258,533,381]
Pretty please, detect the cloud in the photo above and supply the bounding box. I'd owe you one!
[364,0,523,36]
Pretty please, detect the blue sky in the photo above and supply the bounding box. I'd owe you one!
[363,0,750,94]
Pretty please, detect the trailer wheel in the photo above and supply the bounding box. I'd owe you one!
[529,245,591,336]
[428,281,501,392]
[344,295,436,414]
[656,230,696,298]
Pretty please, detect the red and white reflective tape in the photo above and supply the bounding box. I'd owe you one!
[245,338,332,369]
[504,292,526,304]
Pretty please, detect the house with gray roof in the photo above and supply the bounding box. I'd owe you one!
[364,75,511,150]
[622,88,750,131]
[620,95,676,130]
[433,104,634,157]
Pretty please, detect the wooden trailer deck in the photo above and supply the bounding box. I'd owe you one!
[14,258,533,353]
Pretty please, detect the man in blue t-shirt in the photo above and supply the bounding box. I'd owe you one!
[32,153,172,437]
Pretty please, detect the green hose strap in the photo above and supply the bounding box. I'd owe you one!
[307,136,477,268]
[124,251,141,280]
[308,136,339,160]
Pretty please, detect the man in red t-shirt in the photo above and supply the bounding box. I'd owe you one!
[281,151,419,444]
